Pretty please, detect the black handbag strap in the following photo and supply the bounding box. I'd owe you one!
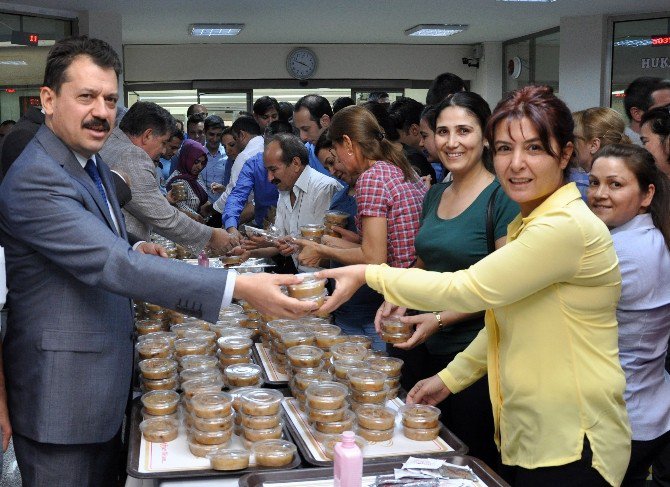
[486,185,500,254]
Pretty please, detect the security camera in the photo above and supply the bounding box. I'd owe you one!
[462,57,479,69]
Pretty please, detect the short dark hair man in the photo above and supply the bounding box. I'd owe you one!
[212,116,264,214]
[0,120,15,140]
[425,72,466,105]
[624,77,670,145]
[368,91,390,107]
[333,97,355,114]
[200,115,227,206]
[293,95,337,176]
[389,97,425,149]
[0,35,314,486]
[186,112,206,145]
[187,103,207,118]
[252,96,280,129]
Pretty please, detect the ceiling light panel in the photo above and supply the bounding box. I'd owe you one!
[405,24,468,37]
[190,24,244,37]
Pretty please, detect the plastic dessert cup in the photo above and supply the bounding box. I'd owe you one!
[174,338,209,357]
[347,369,387,392]
[357,425,394,442]
[380,331,411,344]
[208,449,250,470]
[190,391,233,418]
[286,273,326,300]
[139,358,178,380]
[403,425,440,441]
[179,354,218,371]
[332,359,368,380]
[313,409,356,434]
[191,426,233,445]
[400,404,441,429]
[305,382,348,410]
[240,412,282,430]
[142,373,178,392]
[251,439,297,467]
[367,356,403,376]
[141,390,180,416]
[242,424,283,442]
[239,389,284,416]
[140,417,179,443]
[330,343,368,362]
[193,414,234,432]
[136,337,171,360]
[350,385,390,405]
[379,317,413,335]
[224,363,262,387]
[355,404,396,431]
[286,345,324,368]
[217,336,253,355]
[307,406,348,423]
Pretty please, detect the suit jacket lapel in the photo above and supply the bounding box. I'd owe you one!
[97,157,128,240]
[35,125,119,234]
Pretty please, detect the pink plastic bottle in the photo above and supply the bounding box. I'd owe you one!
[197,251,209,267]
[333,431,362,487]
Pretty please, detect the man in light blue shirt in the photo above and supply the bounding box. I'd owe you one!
[199,115,227,203]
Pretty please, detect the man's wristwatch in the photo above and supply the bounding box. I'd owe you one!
[433,311,445,329]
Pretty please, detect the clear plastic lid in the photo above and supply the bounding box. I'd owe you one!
[355,404,397,430]
[239,389,284,415]
[135,336,171,358]
[139,417,179,442]
[140,390,180,411]
[368,356,404,376]
[380,317,413,335]
[224,363,261,380]
[330,342,368,362]
[305,382,348,409]
[181,377,223,398]
[281,331,316,348]
[179,367,222,384]
[347,368,387,391]
[174,337,210,354]
[217,336,253,355]
[139,358,178,378]
[208,449,250,470]
[339,334,372,349]
[190,392,233,415]
[293,371,333,391]
[286,345,324,366]
[179,354,218,371]
[286,273,327,297]
[251,439,297,466]
[219,304,244,317]
[399,404,441,427]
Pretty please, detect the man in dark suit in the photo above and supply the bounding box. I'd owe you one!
[0,36,314,486]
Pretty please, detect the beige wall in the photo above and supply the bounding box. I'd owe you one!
[123,43,478,84]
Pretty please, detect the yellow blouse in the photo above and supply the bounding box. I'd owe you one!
[366,183,631,486]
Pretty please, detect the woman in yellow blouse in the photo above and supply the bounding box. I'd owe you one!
[317,85,631,487]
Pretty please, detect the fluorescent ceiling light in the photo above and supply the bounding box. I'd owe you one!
[0,60,27,65]
[614,38,652,47]
[190,24,244,37]
[497,0,556,2]
[405,24,468,37]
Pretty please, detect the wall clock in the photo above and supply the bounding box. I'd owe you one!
[286,47,317,80]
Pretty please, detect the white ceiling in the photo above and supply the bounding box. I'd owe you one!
[2,0,669,45]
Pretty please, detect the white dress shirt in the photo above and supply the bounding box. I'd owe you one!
[213,135,264,213]
[275,165,343,272]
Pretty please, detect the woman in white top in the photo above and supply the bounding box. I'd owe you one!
[588,143,670,486]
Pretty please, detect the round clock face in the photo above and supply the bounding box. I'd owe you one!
[286,48,317,80]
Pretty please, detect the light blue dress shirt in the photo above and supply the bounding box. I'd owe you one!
[200,144,228,203]
[612,213,670,441]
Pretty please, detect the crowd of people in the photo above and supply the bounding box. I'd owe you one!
[0,34,668,487]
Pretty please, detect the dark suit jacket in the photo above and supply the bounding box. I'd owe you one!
[0,125,227,444]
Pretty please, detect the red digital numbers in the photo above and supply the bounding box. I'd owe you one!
[651,35,670,46]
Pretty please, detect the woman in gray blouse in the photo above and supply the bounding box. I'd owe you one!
[588,143,670,486]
